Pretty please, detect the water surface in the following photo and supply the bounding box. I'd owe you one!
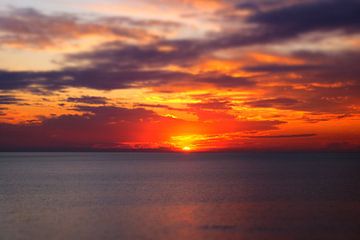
[0,152,359,240]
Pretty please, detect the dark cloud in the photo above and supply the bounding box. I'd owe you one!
[2,37,204,91]
[66,96,108,105]
[0,95,22,105]
[73,105,156,119]
[302,113,352,123]
[0,66,257,92]
[249,133,317,138]
[235,2,260,11]
[241,51,360,113]
[290,50,360,84]
[67,39,207,69]
[0,68,190,91]
[0,106,7,116]
[134,103,185,111]
[196,73,255,87]
[245,98,299,108]
[215,0,360,48]
[0,105,285,151]
[244,64,321,73]
[0,71,45,90]
[248,0,360,35]
[244,93,359,114]
[0,106,158,150]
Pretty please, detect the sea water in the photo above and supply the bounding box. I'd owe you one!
[0,152,359,240]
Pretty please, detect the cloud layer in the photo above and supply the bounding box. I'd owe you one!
[0,1,359,151]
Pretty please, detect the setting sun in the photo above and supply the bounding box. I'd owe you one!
[182,146,191,151]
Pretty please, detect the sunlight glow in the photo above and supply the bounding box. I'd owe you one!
[182,146,191,151]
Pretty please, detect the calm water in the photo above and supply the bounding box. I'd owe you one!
[0,152,360,240]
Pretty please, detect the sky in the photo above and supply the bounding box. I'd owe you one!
[0,0,359,151]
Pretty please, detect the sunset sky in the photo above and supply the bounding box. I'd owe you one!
[0,0,359,151]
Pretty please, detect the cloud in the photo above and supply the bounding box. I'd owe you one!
[290,50,360,84]
[188,99,232,110]
[243,94,359,114]
[301,113,353,123]
[248,0,360,35]
[245,98,299,108]
[134,103,185,111]
[213,0,360,49]
[243,64,321,73]
[66,96,108,105]
[240,50,360,113]
[0,94,22,105]
[249,133,317,139]
[1,50,358,115]
[0,8,181,48]
[196,73,255,87]
[0,106,158,150]
[66,39,207,69]
[0,68,190,91]
[0,66,257,92]
[2,1,359,51]
[0,105,285,150]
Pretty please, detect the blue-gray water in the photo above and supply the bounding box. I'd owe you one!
[0,152,360,240]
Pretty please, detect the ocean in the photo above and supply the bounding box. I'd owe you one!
[0,152,359,240]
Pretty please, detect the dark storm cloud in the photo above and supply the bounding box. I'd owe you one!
[66,96,108,105]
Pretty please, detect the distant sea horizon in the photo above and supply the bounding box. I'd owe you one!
[1,149,359,153]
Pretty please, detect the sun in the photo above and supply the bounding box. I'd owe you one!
[182,146,191,151]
